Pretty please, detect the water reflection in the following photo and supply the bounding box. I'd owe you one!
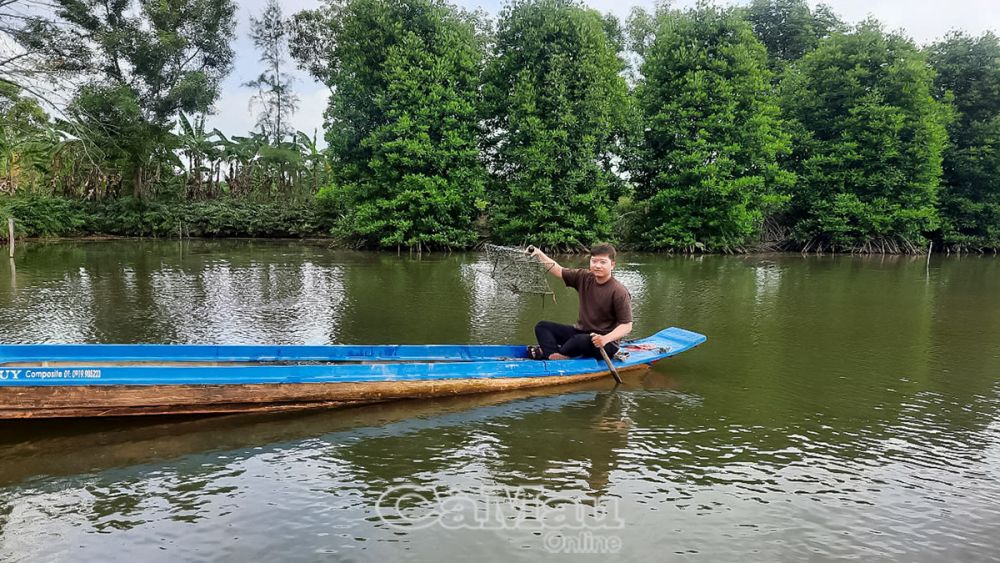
[337,253,475,344]
[149,261,346,344]
[462,258,526,344]
[752,259,781,307]
[0,242,999,560]
[6,267,98,342]
[0,241,349,344]
[0,383,638,561]
[1,376,997,561]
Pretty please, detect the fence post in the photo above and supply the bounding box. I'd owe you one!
[7,218,13,259]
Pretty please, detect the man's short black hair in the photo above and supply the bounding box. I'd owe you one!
[590,243,616,261]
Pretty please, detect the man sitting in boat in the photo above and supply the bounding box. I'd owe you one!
[526,243,633,361]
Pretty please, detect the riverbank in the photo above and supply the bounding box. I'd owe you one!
[4,195,998,254]
[0,196,332,239]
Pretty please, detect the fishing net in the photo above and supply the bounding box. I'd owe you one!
[483,244,553,297]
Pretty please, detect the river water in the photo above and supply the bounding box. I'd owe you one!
[0,240,997,561]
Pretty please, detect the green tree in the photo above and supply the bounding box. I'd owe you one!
[245,0,299,145]
[257,138,302,198]
[177,112,220,198]
[631,6,793,252]
[625,6,659,63]
[743,0,843,71]
[214,130,266,198]
[0,82,54,193]
[1,1,90,98]
[292,0,487,249]
[779,21,950,252]
[927,32,1000,250]
[295,130,327,194]
[18,0,236,198]
[481,0,630,249]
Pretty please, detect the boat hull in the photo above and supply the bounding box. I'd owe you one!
[0,327,706,418]
[0,367,644,418]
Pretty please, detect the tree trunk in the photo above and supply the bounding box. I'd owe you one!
[133,166,144,200]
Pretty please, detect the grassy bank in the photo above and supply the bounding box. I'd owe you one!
[0,196,333,239]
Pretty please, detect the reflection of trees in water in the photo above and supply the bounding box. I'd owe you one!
[83,461,249,530]
[307,389,648,509]
[1,379,997,550]
[324,392,603,488]
[0,261,97,343]
[2,244,661,347]
[479,391,633,497]
[0,456,262,545]
[915,257,1000,450]
[0,389,602,544]
[0,388,643,557]
[1,247,999,538]
[460,257,526,345]
[0,383,608,484]
[0,240,350,344]
[631,254,1000,483]
[149,260,346,344]
[337,253,475,344]
[146,242,348,345]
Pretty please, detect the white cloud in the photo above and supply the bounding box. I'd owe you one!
[206,88,254,138]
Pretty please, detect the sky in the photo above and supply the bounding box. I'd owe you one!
[208,0,1000,141]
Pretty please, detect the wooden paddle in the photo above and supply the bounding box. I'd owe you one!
[592,333,622,385]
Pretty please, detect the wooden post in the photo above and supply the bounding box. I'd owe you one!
[7,218,13,259]
[926,241,932,276]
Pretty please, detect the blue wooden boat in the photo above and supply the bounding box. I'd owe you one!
[0,327,706,418]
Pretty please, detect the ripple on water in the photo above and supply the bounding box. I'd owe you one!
[1,245,1000,561]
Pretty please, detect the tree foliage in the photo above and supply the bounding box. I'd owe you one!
[744,0,843,71]
[481,0,631,250]
[3,0,1000,253]
[927,32,1000,250]
[245,0,299,145]
[630,5,793,252]
[779,22,950,252]
[19,0,237,197]
[0,82,55,194]
[294,0,487,249]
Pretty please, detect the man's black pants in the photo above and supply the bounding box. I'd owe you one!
[534,321,619,360]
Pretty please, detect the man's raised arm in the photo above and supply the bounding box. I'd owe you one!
[527,246,563,280]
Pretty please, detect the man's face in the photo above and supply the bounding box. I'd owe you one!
[589,254,615,279]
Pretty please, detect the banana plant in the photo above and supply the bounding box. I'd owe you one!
[215,130,265,198]
[295,129,326,192]
[177,112,221,197]
[0,121,60,194]
[47,118,113,199]
[258,132,302,197]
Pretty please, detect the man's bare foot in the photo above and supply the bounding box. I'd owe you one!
[548,353,570,360]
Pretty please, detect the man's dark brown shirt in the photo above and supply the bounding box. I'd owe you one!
[561,269,633,336]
